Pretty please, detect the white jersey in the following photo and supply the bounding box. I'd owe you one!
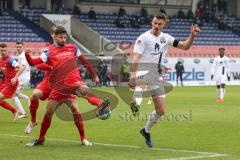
[211,56,230,85]
[17,51,31,85]
[211,56,230,77]
[133,30,175,66]
[133,30,176,96]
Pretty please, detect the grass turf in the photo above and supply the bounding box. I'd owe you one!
[0,86,239,160]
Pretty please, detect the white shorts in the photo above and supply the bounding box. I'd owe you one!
[136,66,165,97]
[215,75,226,85]
[17,78,30,92]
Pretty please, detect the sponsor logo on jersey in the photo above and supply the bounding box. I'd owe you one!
[155,43,160,52]
[56,51,72,59]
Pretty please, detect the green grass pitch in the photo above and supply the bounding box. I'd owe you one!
[0,86,240,160]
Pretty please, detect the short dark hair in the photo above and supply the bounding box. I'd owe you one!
[219,47,225,51]
[154,12,168,21]
[16,41,24,45]
[0,43,7,48]
[54,25,67,35]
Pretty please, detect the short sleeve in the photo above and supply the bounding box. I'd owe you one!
[165,34,175,46]
[75,45,82,57]
[133,35,145,55]
[40,48,49,62]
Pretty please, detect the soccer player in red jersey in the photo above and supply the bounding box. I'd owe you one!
[0,43,24,122]
[25,27,94,146]
[25,25,110,146]
[25,63,92,146]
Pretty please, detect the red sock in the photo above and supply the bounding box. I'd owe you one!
[30,97,39,123]
[38,115,52,142]
[73,112,85,141]
[86,93,102,107]
[0,100,17,113]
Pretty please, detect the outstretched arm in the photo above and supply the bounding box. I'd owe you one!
[25,49,44,66]
[36,63,53,71]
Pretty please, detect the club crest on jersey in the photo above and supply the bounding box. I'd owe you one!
[160,37,166,43]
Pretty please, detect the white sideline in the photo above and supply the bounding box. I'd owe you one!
[0,133,228,160]
[156,154,226,160]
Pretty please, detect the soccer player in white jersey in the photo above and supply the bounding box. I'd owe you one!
[211,48,230,102]
[13,41,30,118]
[128,12,200,148]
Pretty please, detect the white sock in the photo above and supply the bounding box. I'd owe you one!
[217,89,220,98]
[220,88,225,99]
[145,110,161,133]
[17,93,29,100]
[13,97,26,115]
[133,87,143,106]
[220,88,224,99]
[223,89,225,98]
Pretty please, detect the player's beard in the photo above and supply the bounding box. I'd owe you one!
[152,28,160,36]
[57,42,65,47]
[1,53,7,59]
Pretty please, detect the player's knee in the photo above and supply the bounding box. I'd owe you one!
[221,84,225,88]
[155,109,165,116]
[77,86,89,96]
[45,110,54,119]
[32,90,42,100]
[69,105,79,114]
[31,94,38,100]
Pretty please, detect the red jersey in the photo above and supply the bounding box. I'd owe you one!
[39,44,82,94]
[0,56,19,84]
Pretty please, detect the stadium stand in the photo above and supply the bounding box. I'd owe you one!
[0,10,51,55]
[17,6,240,46]
[75,13,240,46]
[20,6,51,24]
[0,10,51,43]
[2,6,239,58]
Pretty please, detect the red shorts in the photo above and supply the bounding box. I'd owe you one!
[36,79,52,100]
[48,90,76,101]
[0,82,18,98]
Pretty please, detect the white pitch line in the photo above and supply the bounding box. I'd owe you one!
[0,133,228,160]
[151,148,224,155]
[156,153,227,160]
[168,103,240,108]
